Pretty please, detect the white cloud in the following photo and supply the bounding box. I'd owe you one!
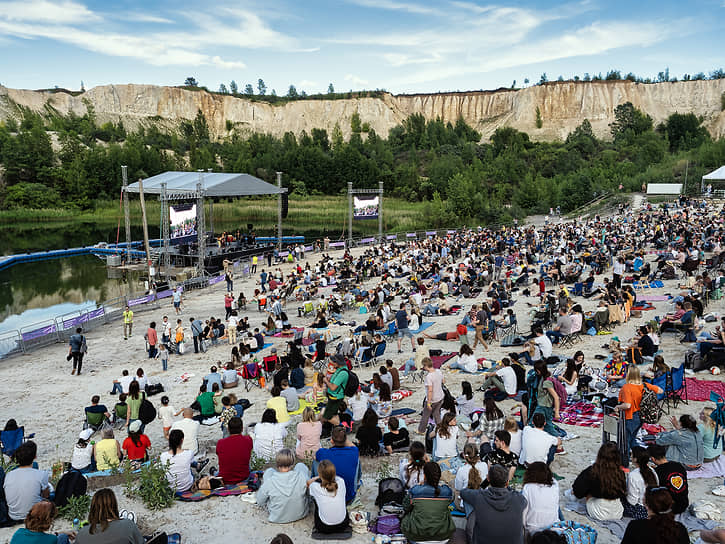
[346,0,442,15]
[0,0,99,23]
[382,52,441,67]
[345,74,369,87]
[117,13,174,24]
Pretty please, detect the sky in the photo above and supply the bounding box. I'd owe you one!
[0,0,723,95]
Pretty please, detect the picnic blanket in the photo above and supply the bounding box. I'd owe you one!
[564,493,717,538]
[686,378,725,401]
[274,327,304,337]
[288,399,317,415]
[557,401,604,428]
[392,390,413,402]
[687,455,725,479]
[390,407,416,417]
[176,482,252,502]
[431,354,455,369]
[409,322,434,334]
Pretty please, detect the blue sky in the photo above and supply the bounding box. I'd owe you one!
[0,0,723,94]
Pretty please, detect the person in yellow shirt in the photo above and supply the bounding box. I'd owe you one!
[266,386,290,423]
[92,428,123,470]
[252,255,258,274]
[123,306,133,340]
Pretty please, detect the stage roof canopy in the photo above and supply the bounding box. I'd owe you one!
[125,171,283,197]
[703,166,725,181]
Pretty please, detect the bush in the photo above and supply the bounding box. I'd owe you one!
[4,182,61,209]
[122,458,175,510]
[58,494,91,522]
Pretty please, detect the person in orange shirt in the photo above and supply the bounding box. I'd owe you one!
[614,366,662,464]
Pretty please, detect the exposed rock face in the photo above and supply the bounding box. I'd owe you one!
[1,80,724,142]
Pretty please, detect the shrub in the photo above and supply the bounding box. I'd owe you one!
[58,494,91,521]
[535,106,543,129]
[123,458,175,510]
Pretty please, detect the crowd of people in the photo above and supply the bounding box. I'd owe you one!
[4,195,725,544]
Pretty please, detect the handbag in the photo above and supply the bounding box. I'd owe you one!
[549,520,597,544]
[368,514,400,536]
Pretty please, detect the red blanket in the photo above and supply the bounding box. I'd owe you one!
[558,401,604,428]
[685,377,725,401]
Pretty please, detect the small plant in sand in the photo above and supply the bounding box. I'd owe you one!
[375,459,394,482]
[250,452,267,472]
[59,494,91,522]
[123,457,174,510]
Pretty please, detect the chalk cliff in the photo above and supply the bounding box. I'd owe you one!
[1,80,724,141]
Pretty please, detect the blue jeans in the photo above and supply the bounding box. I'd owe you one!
[460,315,472,326]
[624,411,641,465]
[448,360,475,373]
[403,358,416,375]
[533,405,558,437]
[148,346,158,359]
[546,331,564,344]
[111,382,123,394]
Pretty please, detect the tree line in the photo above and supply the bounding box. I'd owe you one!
[0,102,723,226]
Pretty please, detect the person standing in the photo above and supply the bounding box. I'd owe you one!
[189,317,204,354]
[146,321,158,358]
[225,269,233,292]
[173,287,183,315]
[321,355,349,425]
[175,319,185,355]
[396,302,416,353]
[251,255,258,274]
[472,305,490,351]
[68,327,86,376]
[417,357,444,434]
[161,315,171,344]
[122,305,133,340]
[614,366,662,463]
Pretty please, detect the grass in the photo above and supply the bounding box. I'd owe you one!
[0,196,430,237]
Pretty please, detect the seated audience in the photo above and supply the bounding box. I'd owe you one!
[355,408,383,456]
[624,446,659,519]
[383,417,410,454]
[215,417,252,484]
[399,441,428,490]
[307,460,350,534]
[655,414,704,470]
[9,500,74,544]
[3,441,50,523]
[316,426,360,503]
[257,449,310,523]
[121,420,151,462]
[252,409,288,461]
[400,462,455,544]
[521,462,560,535]
[520,413,560,466]
[649,444,689,515]
[572,442,626,520]
[93,429,123,471]
[620,486,689,544]
[296,407,322,461]
[74,489,143,544]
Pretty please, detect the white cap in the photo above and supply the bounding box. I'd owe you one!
[79,429,93,441]
[129,420,142,433]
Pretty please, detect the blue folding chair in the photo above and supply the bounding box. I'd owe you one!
[1,426,33,460]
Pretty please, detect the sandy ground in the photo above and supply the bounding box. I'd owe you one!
[1,242,725,544]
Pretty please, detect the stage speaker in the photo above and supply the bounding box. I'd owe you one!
[281,193,288,219]
[247,224,253,231]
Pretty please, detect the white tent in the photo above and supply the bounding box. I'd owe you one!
[702,166,725,193]
[125,171,283,197]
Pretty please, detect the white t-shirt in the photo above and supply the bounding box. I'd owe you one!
[381,372,394,391]
[4,467,50,521]
[160,449,194,492]
[534,335,553,359]
[119,374,134,393]
[508,428,522,456]
[228,315,239,328]
[425,369,445,403]
[159,405,176,428]
[522,481,560,533]
[71,444,93,470]
[170,418,200,454]
[253,422,288,460]
[520,426,558,465]
[133,375,148,391]
[433,426,459,458]
[458,354,478,373]
[399,458,425,489]
[454,461,488,492]
[222,369,238,384]
[495,366,517,395]
[626,467,658,507]
[348,395,369,422]
[309,477,347,525]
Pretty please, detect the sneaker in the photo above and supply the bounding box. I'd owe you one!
[196,458,210,473]
[555,447,566,455]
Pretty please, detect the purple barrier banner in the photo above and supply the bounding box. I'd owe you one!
[242,266,250,275]
[209,275,225,285]
[128,294,155,307]
[305,245,314,252]
[62,308,105,330]
[406,233,416,238]
[329,242,346,248]
[447,230,457,234]
[386,235,397,240]
[279,251,289,257]
[22,324,56,341]
[156,289,173,299]
[360,237,375,243]
[426,231,437,236]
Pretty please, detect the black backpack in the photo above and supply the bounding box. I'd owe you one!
[138,395,156,425]
[54,469,87,508]
[343,368,360,397]
[375,477,405,511]
[639,385,660,424]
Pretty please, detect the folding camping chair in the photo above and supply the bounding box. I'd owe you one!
[381,322,398,343]
[1,426,34,461]
[261,355,279,383]
[298,301,315,318]
[666,363,688,408]
[84,410,109,432]
[240,362,263,391]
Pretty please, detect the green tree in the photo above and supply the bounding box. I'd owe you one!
[535,106,543,129]
[538,73,548,85]
[229,80,238,94]
[350,111,362,133]
[244,84,254,95]
[327,83,335,94]
[287,85,298,98]
[657,112,709,151]
[184,77,198,87]
[610,102,653,143]
[257,79,267,95]
[218,83,228,94]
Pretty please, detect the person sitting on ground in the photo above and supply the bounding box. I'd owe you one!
[448,344,480,373]
[379,366,393,391]
[121,420,151,463]
[71,429,95,472]
[649,443,689,515]
[572,441,626,520]
[316,426,360,503]
[520,413,561,466]
[370,383,392,418]
[521,462,560,535]
[92,428,123,471]
[252,408,288,461]
[257,449,310,524]
[112,394,128,427]
[385,359,401,391]
[383,417,410,454]
[355,408,383,456]
[470,398,505,439]
[481,430,519,483]
[192,383,216,422]
[124,380,146,430]
[604,350,628,385]
[307,460,350,535]
[204,365,223,391]
[160,430,207,493]
[401,462,456,544]
[480,357,517,397]
[461,464,527,544]
[296,407,322,461]
[84,396,111,430]
[699,407,724,464]
[560,358,579,397]
[620,486,689,544]
[74,488,143,544]
[455,443,487,515]
[3,441,50,523]
[110,370,133,395]
[429,412,459,461]
[399,441,428,489]
[215,416,252,484]
[9,500,75,544]
[170,408,200,455]
[624,446,659,519]
[221,361,239,389]
[655,414,704,470]
[266,387,290,424]
[280,379,300,413]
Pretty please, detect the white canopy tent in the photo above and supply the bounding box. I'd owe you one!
[702,166,725,192]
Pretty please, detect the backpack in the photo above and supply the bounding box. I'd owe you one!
[138,395,156,425]
[342,368,360,397]
[375,477,405,511]
[639,385,660,424]
[546,376,568,407]
[626,346,643,366]
[54,469,87,508]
